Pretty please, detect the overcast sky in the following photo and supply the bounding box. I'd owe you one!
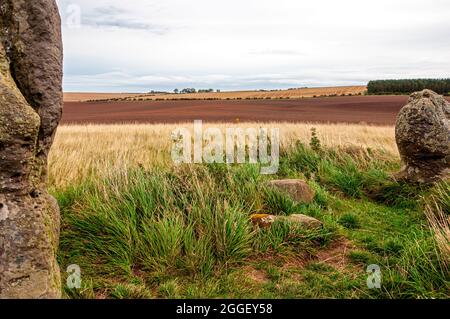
[57,0,450,92]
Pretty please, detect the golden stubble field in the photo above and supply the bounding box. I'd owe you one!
[49,122,397,189]
[63,92,147,102]
[64,86,367,102]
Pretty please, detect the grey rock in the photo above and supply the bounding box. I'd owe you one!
[0,0,63,299]
[268,179,316,204]
[395,90,450,184]
[278,214,323,229]
[250,213,322,230]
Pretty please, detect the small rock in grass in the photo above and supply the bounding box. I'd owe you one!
[250,214,276,228]
[251,213,322,230]
[278,214,323,229]
[268,179,316,204]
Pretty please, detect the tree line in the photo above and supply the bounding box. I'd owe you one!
[367,79,450,95]
[174,88,221,94]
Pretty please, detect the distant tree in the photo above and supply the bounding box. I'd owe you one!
[216,89,221,93]
[198,88,214,93]
[181,88,197,94]
[174,88,179,94]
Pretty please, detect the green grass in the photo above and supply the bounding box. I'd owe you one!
[338,213,361,229]
[54,141,449,299]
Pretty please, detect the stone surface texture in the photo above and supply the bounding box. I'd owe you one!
[0,0,63,298]
[395,90,450,183]
[268,179,316,204]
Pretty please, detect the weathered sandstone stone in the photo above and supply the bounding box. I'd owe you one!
[0,0,63,298]
[279,214,323,229]
[250,213,322,230]
[268,179,316,204]
[395,90,450,184]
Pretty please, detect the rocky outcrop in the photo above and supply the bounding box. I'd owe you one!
[0,0,63,298]
[395,90,450,184]
[268,179,316,204]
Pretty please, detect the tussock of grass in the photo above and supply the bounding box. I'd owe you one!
[58,164,333,282]
[338,213,361,229]
[264,189,297,215]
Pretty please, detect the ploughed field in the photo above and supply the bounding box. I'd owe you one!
[62,95,450,125]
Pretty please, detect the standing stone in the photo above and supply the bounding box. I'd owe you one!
[395,90,450,184]
[0,0,63,298]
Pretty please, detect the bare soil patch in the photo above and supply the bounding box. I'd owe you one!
[315,238,354,270]
[244,267,270,284]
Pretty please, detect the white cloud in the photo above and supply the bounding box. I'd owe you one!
[57,0,450,92]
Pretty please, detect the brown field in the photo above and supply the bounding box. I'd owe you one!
[61,95,424,125]
[64,86,367,102]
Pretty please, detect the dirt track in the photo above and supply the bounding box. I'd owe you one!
[61,95,449,125]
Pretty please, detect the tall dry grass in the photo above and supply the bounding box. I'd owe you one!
[49,122,397,189]
[424,182,450,269]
